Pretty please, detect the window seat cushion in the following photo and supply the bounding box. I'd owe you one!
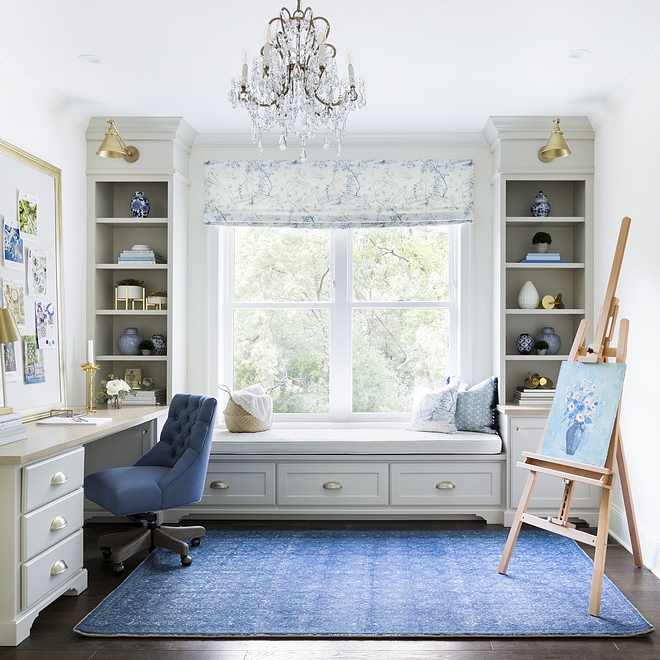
[211,428,501,455]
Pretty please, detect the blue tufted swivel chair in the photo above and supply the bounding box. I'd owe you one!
[84,394,217,574]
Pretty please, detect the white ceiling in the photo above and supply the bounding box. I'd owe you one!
[1,0,659,136]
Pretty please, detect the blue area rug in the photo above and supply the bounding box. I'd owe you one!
[74,529,653,638]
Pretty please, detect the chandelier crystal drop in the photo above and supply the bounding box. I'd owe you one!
[228,1,366,160]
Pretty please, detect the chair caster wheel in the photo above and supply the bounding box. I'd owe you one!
[191,537,202,547]
[100,547,112,559]
[112,562,125,575]
[181,555,192,566]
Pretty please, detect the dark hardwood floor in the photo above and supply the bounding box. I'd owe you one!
[1,519,658,660]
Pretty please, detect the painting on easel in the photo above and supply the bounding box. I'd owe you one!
[541,361,626,468]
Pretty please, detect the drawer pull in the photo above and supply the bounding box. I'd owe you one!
[51,471,69,485]
[50,515,68,531]
[323,481,343,490]
[436,481,456,490]
[50,559,68,576]
[210,480,229,490]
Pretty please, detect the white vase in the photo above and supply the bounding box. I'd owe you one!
[535,243,549,253]
[518,280,540,309]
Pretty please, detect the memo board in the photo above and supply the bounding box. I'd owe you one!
[0,139,65,420]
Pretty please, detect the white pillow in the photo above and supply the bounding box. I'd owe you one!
[409,381,459,433]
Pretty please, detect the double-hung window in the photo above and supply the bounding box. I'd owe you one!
[220,224,465,422]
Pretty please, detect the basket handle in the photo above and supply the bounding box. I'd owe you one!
[217,384,233,400]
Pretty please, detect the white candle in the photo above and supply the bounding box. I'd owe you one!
[87,339,94,364]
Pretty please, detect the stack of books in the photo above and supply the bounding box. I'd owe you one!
[0,412,27,447]
[521,253,565,263]
[124,389,167,406]
[513,387,556,407]
[118,249,166,264]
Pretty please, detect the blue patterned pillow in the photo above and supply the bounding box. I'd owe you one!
[409,381,459,433]
[447,376,499,434]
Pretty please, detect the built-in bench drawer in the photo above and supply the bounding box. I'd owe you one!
[390,462,503,507]
[22,448,84,513]
[21,529,83,610]
[21,488,84,561]
[277,463,388,506]
[198,462,276,506]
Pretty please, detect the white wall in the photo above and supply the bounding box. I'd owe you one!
[186,135,495,398]
[0,60,88,406]
[592,60,660,575]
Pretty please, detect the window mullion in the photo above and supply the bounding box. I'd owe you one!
[330,229,352,419]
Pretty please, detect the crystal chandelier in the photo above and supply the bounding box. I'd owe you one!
[228,1,366,161]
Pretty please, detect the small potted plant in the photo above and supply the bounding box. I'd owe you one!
[532,231,552,253]
[138,339,154,355]
[146,290,168,310]
[535,339,549,355]
[116,278,145,300]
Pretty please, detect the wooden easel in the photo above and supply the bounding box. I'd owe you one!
[498,216,642,617]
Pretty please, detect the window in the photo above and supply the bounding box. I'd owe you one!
[219,224,466,421]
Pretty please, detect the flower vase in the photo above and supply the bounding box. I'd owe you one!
[565,420,585,455]
[108,395,122,409]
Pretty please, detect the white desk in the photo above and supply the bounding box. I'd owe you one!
[0,406,169,646]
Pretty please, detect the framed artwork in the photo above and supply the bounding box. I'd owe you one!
[541,361,626,468]
[124,368,142,390]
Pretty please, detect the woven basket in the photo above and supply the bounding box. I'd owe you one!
[219,385,272,433]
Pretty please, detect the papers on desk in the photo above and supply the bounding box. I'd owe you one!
[37,417,114,426]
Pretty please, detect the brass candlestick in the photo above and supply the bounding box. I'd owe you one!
[81,362,100,413]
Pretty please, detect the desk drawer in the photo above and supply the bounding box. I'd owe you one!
[21,529,83,610]
[277,463,388,506]
[23,448,84,513]
[21,489,84,561]
[391,462,503,506]
[200,462,276,505]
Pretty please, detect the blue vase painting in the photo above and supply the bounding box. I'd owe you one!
[540,362,626,468]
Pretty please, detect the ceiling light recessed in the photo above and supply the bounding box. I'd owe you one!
[568,49,591,59]
[79,54,102,64]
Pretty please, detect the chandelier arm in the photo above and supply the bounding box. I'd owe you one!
[314,85,358,108]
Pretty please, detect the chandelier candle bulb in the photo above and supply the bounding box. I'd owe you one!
[347,49,355,81]
[241,48,249,80]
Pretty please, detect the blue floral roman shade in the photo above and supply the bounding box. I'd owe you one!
[204,159,473,228]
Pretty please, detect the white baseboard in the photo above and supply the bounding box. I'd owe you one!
[608,503,660,579]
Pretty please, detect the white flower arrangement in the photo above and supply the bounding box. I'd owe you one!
[95,374,132,406]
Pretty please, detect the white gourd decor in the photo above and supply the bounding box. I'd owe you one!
[518,280,540,309]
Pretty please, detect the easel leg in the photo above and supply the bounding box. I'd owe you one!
[499,470,538,574]
[616,432,643,568]
[589,485,614,617]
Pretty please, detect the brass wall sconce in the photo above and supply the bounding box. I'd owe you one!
[96,119,140,162]
[538,118,571,162]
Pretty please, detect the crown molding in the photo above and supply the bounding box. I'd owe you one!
[0,55,89,130]
[589,40,660,130]
[193,132,488,148]
[482,116,594,148]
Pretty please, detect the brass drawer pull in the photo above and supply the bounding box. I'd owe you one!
[50,559,68,576]
[210,480,229,489]
[50,516,68,531]
[51,471,69,485]
[436,481,456,490]
[323,481,342,490]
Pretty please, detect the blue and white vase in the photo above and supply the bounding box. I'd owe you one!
[536,327,561,355]
[531,191,550,217]
[130,191,150,218]
[150,333,166,356]
[118,327,143,355]
[516,333,534,355]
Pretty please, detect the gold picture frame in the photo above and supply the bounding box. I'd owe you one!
[124,368,142,390]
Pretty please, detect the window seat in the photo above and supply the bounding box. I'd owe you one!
[211,427,501,455]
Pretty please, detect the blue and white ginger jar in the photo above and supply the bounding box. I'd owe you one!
[516,333,534,355]
[531,191,550,217]
[536,327,561,355]
[118,327,143,355]
[150,333,166,356]
[130,191,150,218]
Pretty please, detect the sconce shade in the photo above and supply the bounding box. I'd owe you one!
[96,119,140,163]
[0,308,20,345]
[538,118,571,162]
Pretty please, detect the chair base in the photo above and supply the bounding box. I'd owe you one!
[98,523,206,574]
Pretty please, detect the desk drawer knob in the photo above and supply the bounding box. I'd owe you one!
[210,480,229,489]
[51,471,69,485]
[50,515,68,531]
[436,481,456,490]
[323,481,342,490]
[50,559,68,576]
